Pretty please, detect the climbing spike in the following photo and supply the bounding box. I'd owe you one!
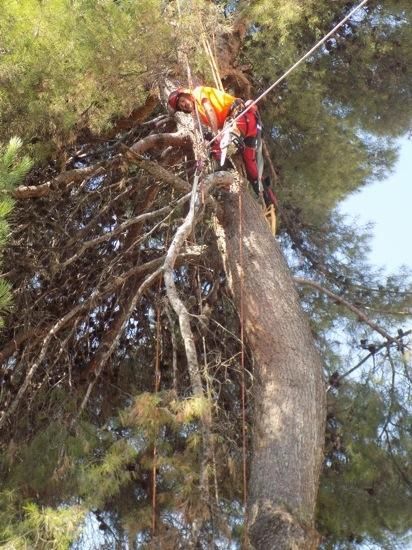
[264,204,276,236]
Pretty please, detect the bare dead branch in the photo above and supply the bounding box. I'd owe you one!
[13,164,110,199]
[122,145,191,193]
[12,144,178,202]
[0,289,101,430]
[73,266,164,425]
[130,131,190,157]
[164,174,203,395]
[81,184,163,380]
[0,247,204,373]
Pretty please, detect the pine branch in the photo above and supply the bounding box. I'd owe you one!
[328,329,412,389]
[294,277,396,343]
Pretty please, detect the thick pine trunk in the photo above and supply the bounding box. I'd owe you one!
[214,180,326,549]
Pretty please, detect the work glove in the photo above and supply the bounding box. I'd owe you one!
[228,98,246,119]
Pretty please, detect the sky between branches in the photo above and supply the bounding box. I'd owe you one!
[340,137,412,272]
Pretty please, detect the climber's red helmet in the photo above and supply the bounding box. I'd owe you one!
[168,88,193,113]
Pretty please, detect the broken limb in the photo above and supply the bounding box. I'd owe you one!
[122,145,191,194]
[13,163,110,199]
[130,131,190,157]
[13,133,189,202]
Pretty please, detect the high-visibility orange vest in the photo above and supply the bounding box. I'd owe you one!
[191,86,236,129]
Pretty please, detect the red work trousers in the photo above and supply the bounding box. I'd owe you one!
[235,105,262,183]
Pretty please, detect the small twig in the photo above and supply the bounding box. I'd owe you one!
[378,350,397,441]
[382,427,412,488]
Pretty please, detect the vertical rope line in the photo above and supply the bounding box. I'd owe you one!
[176,0,206,158]
[201,32,224,92]
[152,303,162,537]
[176,0,204,144]
[151,208,171,537]
[201,34,220,90]
[210,32,224,92]
[238,183,248,523]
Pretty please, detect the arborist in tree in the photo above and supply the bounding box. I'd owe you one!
[168,86,277,208]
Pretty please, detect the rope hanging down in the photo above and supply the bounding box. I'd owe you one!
[201,31,224,92]
[209,0,369,146]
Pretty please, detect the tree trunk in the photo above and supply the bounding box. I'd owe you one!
[214,179,326,549]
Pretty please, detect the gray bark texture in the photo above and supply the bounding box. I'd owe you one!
[214,178,326,549]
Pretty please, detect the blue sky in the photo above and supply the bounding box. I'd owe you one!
[339,137,412,273]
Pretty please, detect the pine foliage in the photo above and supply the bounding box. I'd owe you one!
[0,138,32,326]
[0,0,174,156]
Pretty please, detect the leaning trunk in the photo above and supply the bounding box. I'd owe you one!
[214,179,326,549]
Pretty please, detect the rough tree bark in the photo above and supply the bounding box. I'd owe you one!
[214,179,326,549]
